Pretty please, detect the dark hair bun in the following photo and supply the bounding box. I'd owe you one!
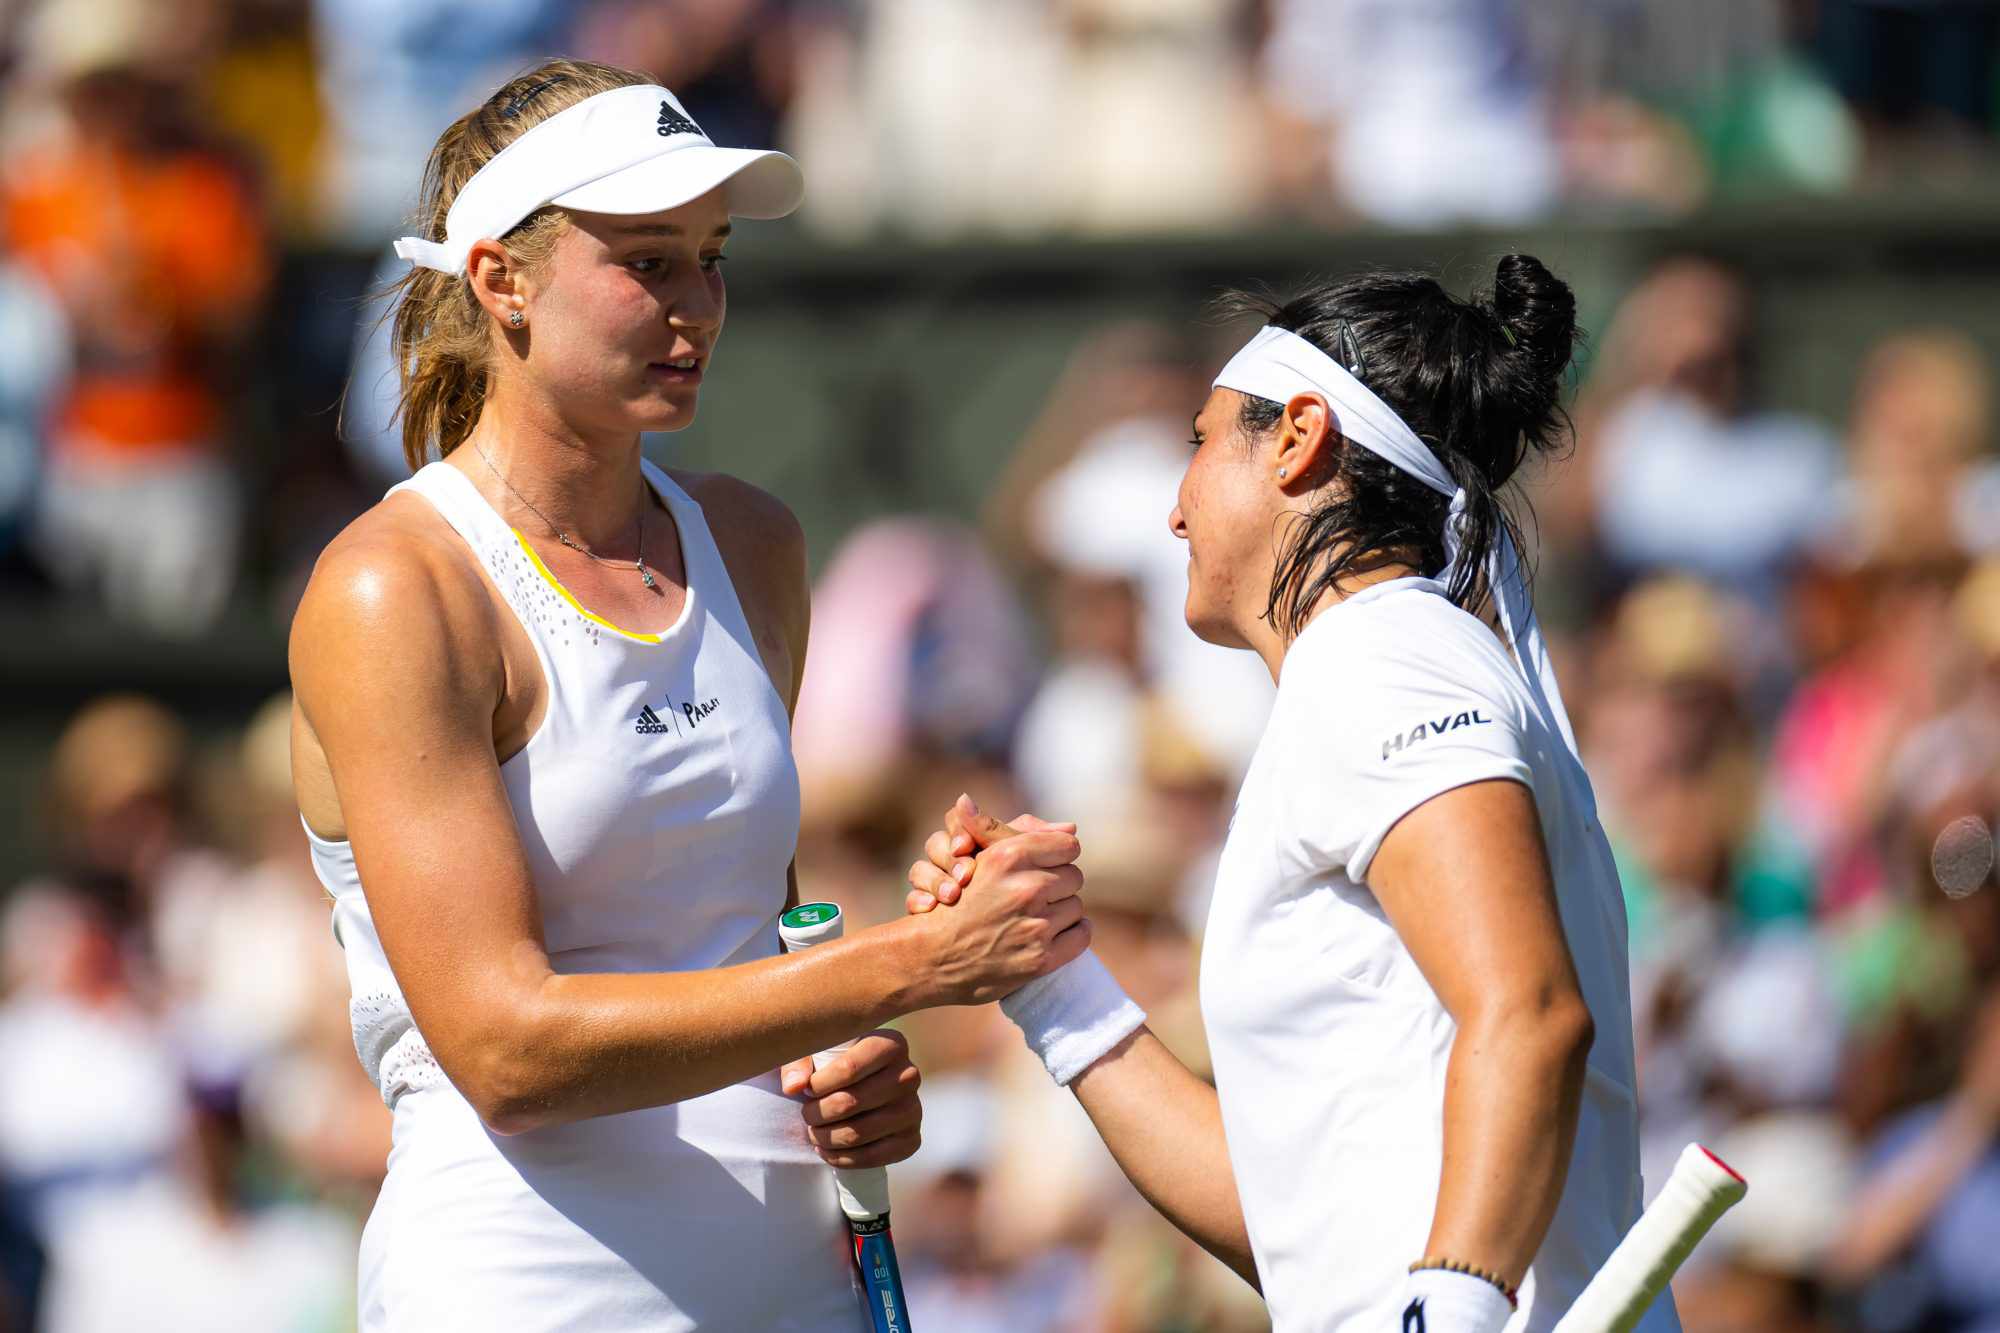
[1486,253,1577,460]
[1491,254,1575,375]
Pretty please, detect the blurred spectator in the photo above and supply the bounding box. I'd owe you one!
[1051,0,1262,233]
[792,517,1039,829]
[787,0,1258,236]
[1770,557,1966,914]
[36,1071,356,1333]
[200,3,326,239]
[574,0,799,154]
[1260,0,1559,226]
[1832,331,1996,565]
[1580,258,1841,609]
[0,875,184,1273]
[2,55,269,634]
[41,696,237,956]
[1585,577,1814,935]
[793,0,1075,236]
[166,694,340,1063]
[1832,727,2000,1144]
[309,0,571,244]
[1829,984,2000,1333]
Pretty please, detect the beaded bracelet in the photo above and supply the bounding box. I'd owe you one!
[1408,1256,1519,1309]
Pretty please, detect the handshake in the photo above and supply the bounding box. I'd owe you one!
[898,794,1093,1004]
[897,792,1147,1085]
[782,794,1145,1175]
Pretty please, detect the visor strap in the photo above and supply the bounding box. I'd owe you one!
[391,237,457,274]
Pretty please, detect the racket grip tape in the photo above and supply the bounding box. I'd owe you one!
[1553,1142,1747,1333]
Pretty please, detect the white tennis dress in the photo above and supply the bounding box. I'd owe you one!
[307,460,862,1331]
[1202,577,1679,1333]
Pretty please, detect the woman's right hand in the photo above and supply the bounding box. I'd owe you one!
[906,800,1090,1006]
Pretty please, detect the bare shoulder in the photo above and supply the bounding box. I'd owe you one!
[294,497,473,640]
[289,494,504,722]
[670,468,807,601]
[671,468,805,555]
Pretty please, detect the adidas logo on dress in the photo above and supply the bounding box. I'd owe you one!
[635,705,672,735]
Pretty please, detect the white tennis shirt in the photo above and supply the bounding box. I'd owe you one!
[1200,577,1679,1333]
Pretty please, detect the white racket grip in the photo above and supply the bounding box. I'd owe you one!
[1553,1143,1747,1333]
[780,904,893,1222]
[805,1040,893,1220]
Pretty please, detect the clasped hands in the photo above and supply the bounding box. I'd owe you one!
[782,794,1088,1170]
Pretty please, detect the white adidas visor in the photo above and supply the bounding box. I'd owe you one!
[393,84,804,275]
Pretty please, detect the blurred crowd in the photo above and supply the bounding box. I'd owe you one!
[2,0,2000,632]
[4,250,1999,1332]
[3,1,2000,1331]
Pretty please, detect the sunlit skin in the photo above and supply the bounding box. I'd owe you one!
[1170,385,1409,680]
[453,195,733,572]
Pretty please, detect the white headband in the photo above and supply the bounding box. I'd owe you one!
[1214,325,1582,764]
[394,84,804,275]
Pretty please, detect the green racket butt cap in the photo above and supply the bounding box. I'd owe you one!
[780,902,844,949]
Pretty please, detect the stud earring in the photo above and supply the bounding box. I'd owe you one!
[509,309,525,328]
[1277,467,1288,479]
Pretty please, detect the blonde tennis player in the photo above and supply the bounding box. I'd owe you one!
[289,60,1091,1331]
[910,259,1679,1333]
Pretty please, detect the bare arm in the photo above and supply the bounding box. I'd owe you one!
[1068,1029,1259,1287]
[910,800,1257,1287]
[1366,778,1596,1287]
[290,534,1090,1136]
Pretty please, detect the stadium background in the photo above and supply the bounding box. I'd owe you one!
[3,1,2000,1329]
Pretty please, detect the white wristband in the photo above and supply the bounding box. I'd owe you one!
[999,949,1145,1085]
[1399,1267,1514,1333]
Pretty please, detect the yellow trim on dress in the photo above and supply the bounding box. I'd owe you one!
[511,530,664,644]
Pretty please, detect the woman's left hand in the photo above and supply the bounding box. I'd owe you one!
[905,795,1078,913]
[781,1029,923,1169]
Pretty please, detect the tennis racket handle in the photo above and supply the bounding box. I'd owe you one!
[780,903,893,1222]
[1553,1143,1747,1333]
[806,1042,893,1220]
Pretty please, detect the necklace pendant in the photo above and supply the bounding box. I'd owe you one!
[639,564,657,590]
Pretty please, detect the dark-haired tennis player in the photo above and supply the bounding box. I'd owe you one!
[912,259,1678,1333]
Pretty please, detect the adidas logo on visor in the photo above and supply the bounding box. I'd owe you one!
[657,101,702,139]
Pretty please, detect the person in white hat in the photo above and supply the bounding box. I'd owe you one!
[910,260,1679,1332]
[288,58,1092,1330]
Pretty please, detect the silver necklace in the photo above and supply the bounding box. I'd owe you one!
[471,440,657,590]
